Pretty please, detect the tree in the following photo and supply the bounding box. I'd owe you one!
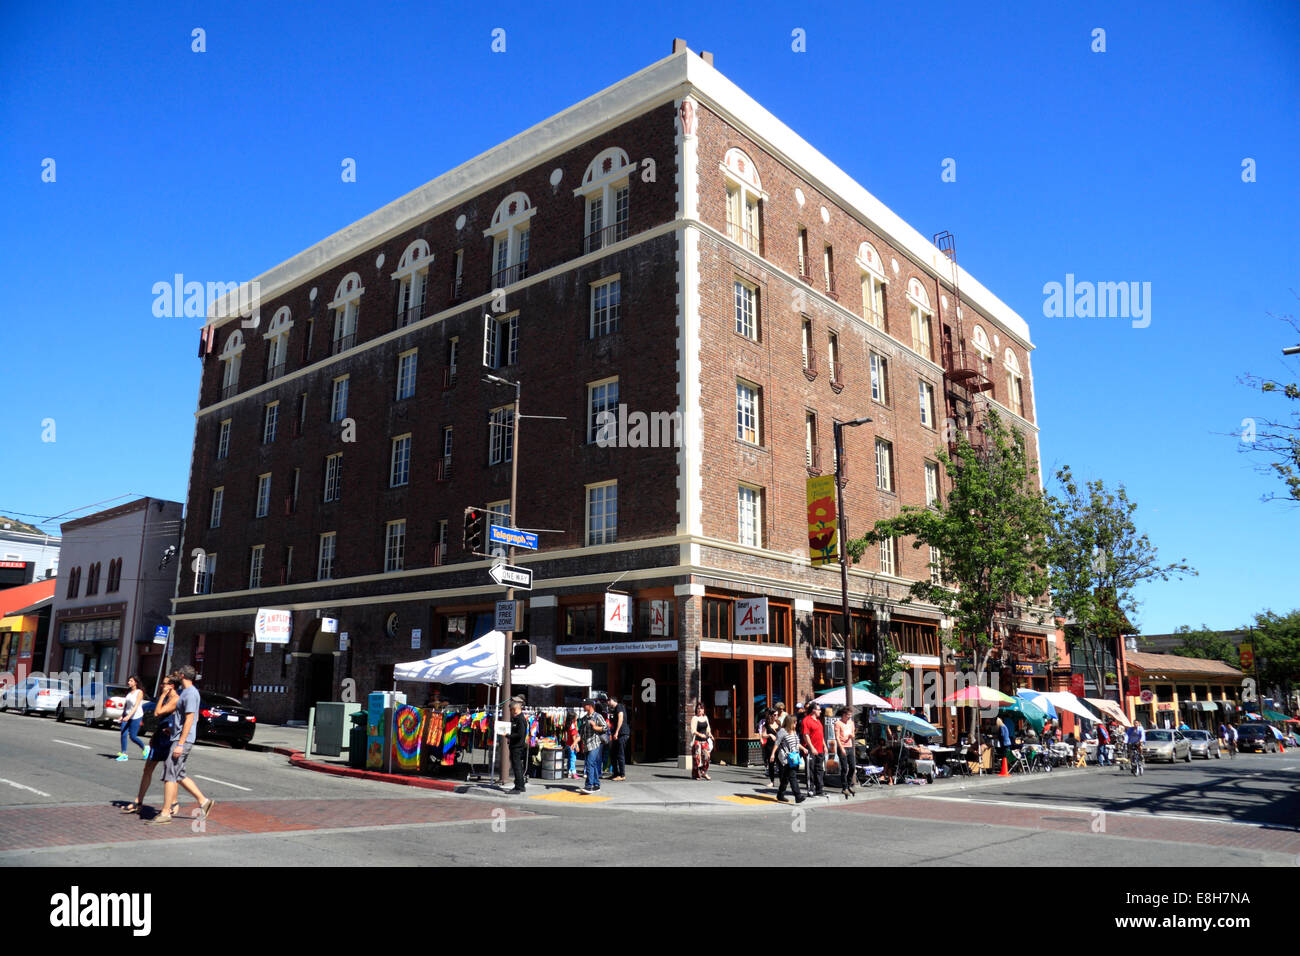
[1048,466,1196,699]
[1239,300,1300,504]
[1249,609,1300,709]
[846,409,1051,687]
[1161,624,1238,667]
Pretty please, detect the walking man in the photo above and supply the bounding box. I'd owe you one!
[607,696,629,781]
[147,666,214,825]
[577,699,607,795]
[800,701,827,797]
[506,697,529,794]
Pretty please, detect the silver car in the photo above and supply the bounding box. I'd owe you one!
[1181,729,1221,759]
[0,677,73,716]
[1143,729,1192,763]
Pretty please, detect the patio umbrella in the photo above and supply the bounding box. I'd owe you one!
[943,685,1017,707]
[1001,696,1047,734]
[813,682,891,709]
[1016,689,1057,719]
[870,710,942,737]
[1032,690,1100,723]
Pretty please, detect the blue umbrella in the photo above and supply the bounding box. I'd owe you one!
[871,710,941,737]
[1017,689,1057,719]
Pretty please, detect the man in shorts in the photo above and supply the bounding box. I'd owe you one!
[121,671,180,815]
[148,665,214,825]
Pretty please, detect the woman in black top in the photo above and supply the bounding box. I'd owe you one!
[690,702,712,780]
[758,709,780,786]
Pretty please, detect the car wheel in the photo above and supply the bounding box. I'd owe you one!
[56,706,66,723]
[1214,749,1220,759]
[1184,750,1191,762]
[230,739,247,749]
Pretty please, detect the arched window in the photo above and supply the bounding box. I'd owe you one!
[219,329,245,399]
[971,324,992,359]
[721,148,764,253]
[485,192,535,288]
[577,147,633,252]
[907,278,934,360]
[857,242,887,330]
[1004,348,1024,416]
[329,272,364,354]
[392,239,433,327]
[264,307,292,379]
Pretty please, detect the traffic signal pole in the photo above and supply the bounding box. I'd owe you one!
[500,380,520,787]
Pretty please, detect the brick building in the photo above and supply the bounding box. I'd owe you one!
[172,43,1047,762]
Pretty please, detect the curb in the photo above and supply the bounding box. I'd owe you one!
[284,750,463,792]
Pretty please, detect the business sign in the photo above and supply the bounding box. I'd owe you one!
[1013,663,1035,676]
[649,600,670,636]
[605,592,631,633]
[1139,689,1154,703]
[254,608,292,645]
[153,625,169,645]
[735,597,769,636]
[1239,642,1254,672]
[555,641,677,656]
[489,524,539,550]
[321,617,338,633]
[806,475,837,566]
[1128,675,1140,697]
[495,600,519,632]
[1071,673,1086,698]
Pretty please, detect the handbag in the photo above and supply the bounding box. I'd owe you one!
[786,749,803,769]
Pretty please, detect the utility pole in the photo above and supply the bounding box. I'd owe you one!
[834,417,871,716]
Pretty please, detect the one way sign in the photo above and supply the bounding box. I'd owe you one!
[489,563,532,591]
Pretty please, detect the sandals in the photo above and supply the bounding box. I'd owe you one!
[120,802,141,814]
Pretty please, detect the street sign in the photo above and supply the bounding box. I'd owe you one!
[489,524,539,550]
[495,600,519,631]
[489,563,533,590]
[153,625,169,645]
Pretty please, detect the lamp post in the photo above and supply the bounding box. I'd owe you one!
[484,373,520,786]
[834,416,871,717]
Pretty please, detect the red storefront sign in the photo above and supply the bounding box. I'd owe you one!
[1128,675,1140,696]
[1071,673,1086,697]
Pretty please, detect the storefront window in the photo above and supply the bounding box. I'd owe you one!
[703,598,731,641]
[563,604,602,644]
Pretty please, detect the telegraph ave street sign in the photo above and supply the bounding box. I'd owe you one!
[489,524,539,550]
[489,563,533,590]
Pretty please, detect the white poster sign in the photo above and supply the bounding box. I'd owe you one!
[734,597,769,636]
[321,617,338,633]
[649,600,669,636]
[254,608,293,645]
[339,632,349,651]
[605,592,631,633]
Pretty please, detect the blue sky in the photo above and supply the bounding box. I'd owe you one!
[1,0,1296,633]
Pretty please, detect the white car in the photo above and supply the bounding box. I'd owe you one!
[0,677,73,716]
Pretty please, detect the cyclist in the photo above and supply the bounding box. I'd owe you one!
[1124,720,1146,774]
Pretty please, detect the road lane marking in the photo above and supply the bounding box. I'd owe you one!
[192,774,252,792]
[0,778,51,797]
[912,794,1300,831]
[52,739,91,750]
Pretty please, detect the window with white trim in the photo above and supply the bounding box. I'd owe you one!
[828,331,841,384]
[384,519,406,573]
[396,348,418,401]
[323,453,342,502]
[918,379,935,428]
[874,438,894,492]
[330,273,363,354]
[317,533,336,580]
[196,552,217,594]
[1004,348,1025,416]
[219,329,244,398]
[264,307,292,379]
[586,481,618,546]
[446,336,459,385]
[484,313,519,369]
[738,484,762,547]
[879,536,896,576]
[248,545,264,590]
[734,279,758,339]
[869,351,890,405]
[488,406,514,465]
[801,318,814,371]
[929,546,943,586]
[255,473,271,518]
[972,324,992,361]
[262,401,279,444]
[216,419,230,460]
[805,410,818,469]
[736,380,760,444]
[907,278,934,360]
[487,500,510,528]
[435,519,448,566]
[925,461,940,508]
[590,276,621,338]
[486,192,533,288]
[588,378,619,444]
[210,487,224,529]
[857,242,887,330]
[722,148,763,253]
[577,148,633,253]
[390,434,412,487]
[331,375,349,422]
[393,239,432,328]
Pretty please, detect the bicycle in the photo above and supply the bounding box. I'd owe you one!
[1127,742,1144,776]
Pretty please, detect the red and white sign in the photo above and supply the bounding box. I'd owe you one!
[735,598,769,636]
[0,561,26,569]
[604,593,631,633]
[1139,689,1154,703]
[649,600,669,637]
[254,608,293,645]
[1128,675,1140,696]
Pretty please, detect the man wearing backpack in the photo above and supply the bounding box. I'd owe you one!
[577,699,608,795]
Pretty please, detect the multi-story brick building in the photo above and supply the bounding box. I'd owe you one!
[173,43,1046,762]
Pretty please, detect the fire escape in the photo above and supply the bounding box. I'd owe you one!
[934,232,993,460]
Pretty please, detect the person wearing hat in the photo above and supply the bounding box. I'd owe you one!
[577,699,608,794]
[506,698,529,794]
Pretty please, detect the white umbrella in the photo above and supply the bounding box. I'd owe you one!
[813,685,891,709]
[1035,691,1105,723]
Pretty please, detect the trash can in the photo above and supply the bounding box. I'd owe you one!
[539,748,564,780]
[348,712,367,769]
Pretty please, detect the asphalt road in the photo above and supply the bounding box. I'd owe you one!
[2,710,1297,867]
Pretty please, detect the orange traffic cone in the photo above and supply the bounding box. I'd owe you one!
[998,757,1009,776]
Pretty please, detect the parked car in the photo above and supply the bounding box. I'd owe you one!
[1235,723,1280,754]
[0,677,72,716]
[1142,729,1191,763]
[56,683,132,727]
[1181,729,1221,759]
[141,690,256,747]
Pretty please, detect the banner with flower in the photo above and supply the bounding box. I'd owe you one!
[806,475,837,566]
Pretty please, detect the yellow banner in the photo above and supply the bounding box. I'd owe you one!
[806,475,837,566]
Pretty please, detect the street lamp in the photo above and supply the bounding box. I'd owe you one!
[1282,345,1300,356]
[834,416,872,717]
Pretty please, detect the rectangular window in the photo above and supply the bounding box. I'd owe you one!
[911,305,933,359]
[331,376,349,422]
[446,337,459,387]
[216,420,231,460]
[1007,371,1025,416]
[210,487,224,529]
[797,227,810,278]
[384,520,406,573]
[486,314,519,369]
[870,352,889,405]
[323,453,342,502]
[435,519,448,566]
[489,406,515,465]
[587,378,619,444]
[875,439,894,492]
[397,271,426,327]
[586,482,618,546]
[289,468,300,514]
[452,250,464,299]
[736,380,760,444]
[390,434,412,487]
[805,411,818,469]
[255,474,271,518]
[295,392,307,437]
[590,277,621,337]
[801,318,814,371]
[734,280,758,339]
[262,402,279,444]
[823,244,835,295]
[333,302,358,354]
[738,485,762,547]
[248,545,264,590]
[863,274,886,329]
[919,379,935,428]
[929,546,943,586]
[197,553,217,594]
[925,461,940,507]
[587,195,603,245]
[879,536,896,576]
[487,500,510,528]
[317,533,336,580]
[828,331,841,384]
[396,349,418,400]
[282,545,294,585]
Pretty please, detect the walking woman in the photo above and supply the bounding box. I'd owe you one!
[690,702,713,780]
[758,709,780,787]
[121,673,180,816]
[115,676,147,761]
[772,714,807,804]
[834,707,857,797]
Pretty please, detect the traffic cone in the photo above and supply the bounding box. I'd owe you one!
[998,756,1009,776]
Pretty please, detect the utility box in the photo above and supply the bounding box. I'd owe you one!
[313,701,363,757]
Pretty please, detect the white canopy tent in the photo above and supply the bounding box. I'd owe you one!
[1024,690,1101,723]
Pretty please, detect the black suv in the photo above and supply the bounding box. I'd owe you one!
[1235,722,1280,754]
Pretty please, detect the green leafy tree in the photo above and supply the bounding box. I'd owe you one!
[1249,609,1300,709]
[1161,624,1238,667]
[846,409,1050,685]
[1048,467,1196,698]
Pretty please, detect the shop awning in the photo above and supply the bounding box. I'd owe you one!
[1263,709,1291,722]
[1195,701,1219,711]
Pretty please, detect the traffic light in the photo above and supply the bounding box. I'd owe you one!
[512,640,536,668]
[463,506,486,555]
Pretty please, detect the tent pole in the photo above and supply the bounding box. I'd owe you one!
[489,684,500,785]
